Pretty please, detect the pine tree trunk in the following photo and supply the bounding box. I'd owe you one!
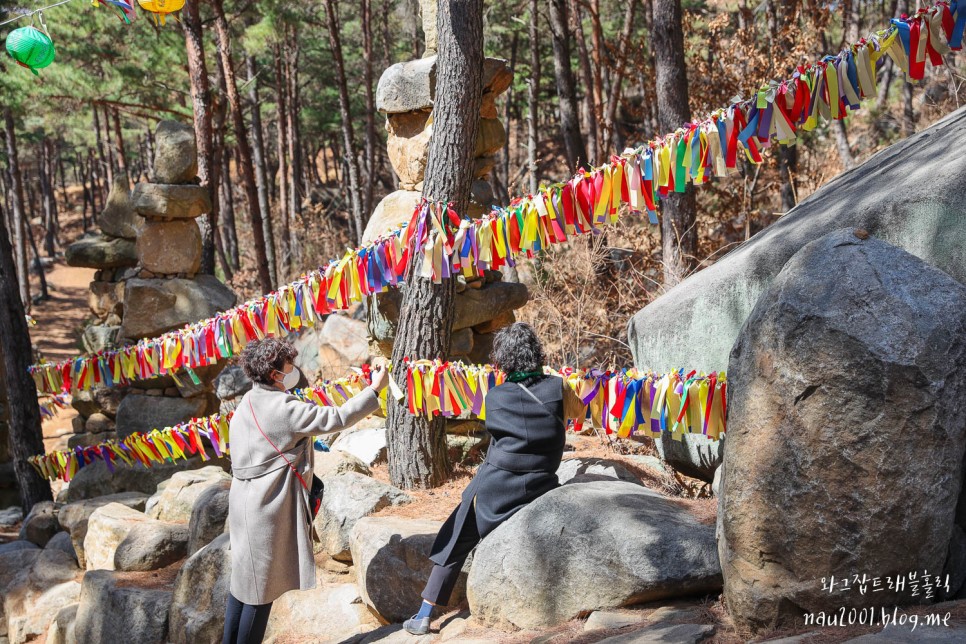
[26,218,49,301]
[0,215,52,510]
[652,0,698,286]
[92,104,112,189]
[183,0,218,276]
[4,110,30,308]
[212,0,273,292]
[547,0,588,170]
[87,148,100,218]
[387,0,483,489]
[273,45,292,277]
[323,0,366,244]
[219,144,240,270]
[246,54,278,287]
[111,108,128,177]
[527,0,540,195]
[101,104,116,181]
[362,0,377,217]
[602,0,637,152]
[285,32,304,231]
[39,141,58,257]
[571,0,599,163]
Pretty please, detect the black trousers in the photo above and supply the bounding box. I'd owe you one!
[421,501,481,606]
[223,592,273,644]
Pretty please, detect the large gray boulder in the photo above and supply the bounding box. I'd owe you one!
[264,583,384,642]
[376,55,511,114]
[146,465,232,523]
[120,275,236,340]
[0,548,81,644]
[719,229,966,633]
[114,393,212,441]
[467,481,721,629]
[151,120,198,184]
[313,472,411,561]
[627,106,966,481]
[136,219,202,275]
[65,456,229,502]
[213,364,251,401]
[57,492,148,568]
[350,517,471,622]
[65,232,137,269]
[84,502,188,571]
[19,500,61,547]
[187,480,230,556]
[556,457,641,485]
[73,570,172,644]
[169,533,229,644]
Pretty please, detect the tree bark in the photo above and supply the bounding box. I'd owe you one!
[651,0,698,286]
[273,45,293,277]
[284,28,305,233]
[0,211,52,510]
[211,0,273,292]
[323,0,366,244]
[246,54,278,287]
[527,0,540,195]
[183,0,218,276]
[111,108,128,177]
[92,104,111,196]
[101,103,116,180]
[219,144,240,270]
[362,0,377,218]
[602,0,637,152]
[571,0,599,163]
[39,140,58,257]
[388,0,483,489]
[3,110,30,308]
[547,0,588,169]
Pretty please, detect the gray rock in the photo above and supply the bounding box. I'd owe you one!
[151,120,198,184]
[87,280,125,320]
[45,532,77,563]
[594,623,716,644]
[168,533,229,644]
[65,233,137,269]
[314,472,411,561]
[584,609,647,631]
[0,548,81,644]
[97,174,141,239]
[113,520,189,572]
[842,625,966,643]
[627,106,966,480]
[943,525,966,599]
[313,449,371,480]
[720,229,966,633]
[145,466,231,523]
[213,364,251,400]
[65,456,228,503]
[186,480,229,556]
[264,582,383,643]
[114,393,212,441]
[556,457,641,485]
[19,501,61,547]
[0,540,38,555]
[81,324,121,354]
[711,466,721,497]
[376,55,512,113]
[69,386,126,420]
[0,506,23,528]
[120,275,236,340]
[57,491,149,568]
[467,481,721,629]
[350,517,471,622]
[136,219,202,275]
[132,182,211,220]
[44,603,78,644]
[331,427,388,466]
[73,569,173,644]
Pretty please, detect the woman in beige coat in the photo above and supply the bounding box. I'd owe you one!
[223,337,387,644]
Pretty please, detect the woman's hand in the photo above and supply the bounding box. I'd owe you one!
[370,358,389,392]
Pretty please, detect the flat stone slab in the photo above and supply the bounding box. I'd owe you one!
[132,183,211,220]
[595,623,715,643]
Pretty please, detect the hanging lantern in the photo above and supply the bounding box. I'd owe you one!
[5,25,55,76]
[137,0,185,26]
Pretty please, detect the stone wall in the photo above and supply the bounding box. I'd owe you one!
[64,121,236,453]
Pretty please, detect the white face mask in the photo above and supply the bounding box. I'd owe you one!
[277,365,300,391]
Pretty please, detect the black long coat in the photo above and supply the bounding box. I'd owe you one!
[429,375,569,566]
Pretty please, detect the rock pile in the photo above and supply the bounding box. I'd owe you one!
[365,48,527,370]
[64,120,236,457]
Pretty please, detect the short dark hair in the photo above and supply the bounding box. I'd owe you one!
[239,337,298,386]
[490,322,545,374]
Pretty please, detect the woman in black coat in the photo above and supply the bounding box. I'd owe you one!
[404,322,585,635]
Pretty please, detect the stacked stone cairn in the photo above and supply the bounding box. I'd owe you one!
[64,121,236,455]
[364,18,528,379]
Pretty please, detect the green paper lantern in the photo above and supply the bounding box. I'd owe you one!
[5,26,56,75]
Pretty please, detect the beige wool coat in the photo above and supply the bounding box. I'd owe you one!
[227,382,380,605]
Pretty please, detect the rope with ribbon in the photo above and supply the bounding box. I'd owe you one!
[28,361,726,482]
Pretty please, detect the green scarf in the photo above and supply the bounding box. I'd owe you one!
[506,369,544,383]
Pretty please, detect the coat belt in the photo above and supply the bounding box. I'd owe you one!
[232,444,307,480]
[484,446,558,473]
